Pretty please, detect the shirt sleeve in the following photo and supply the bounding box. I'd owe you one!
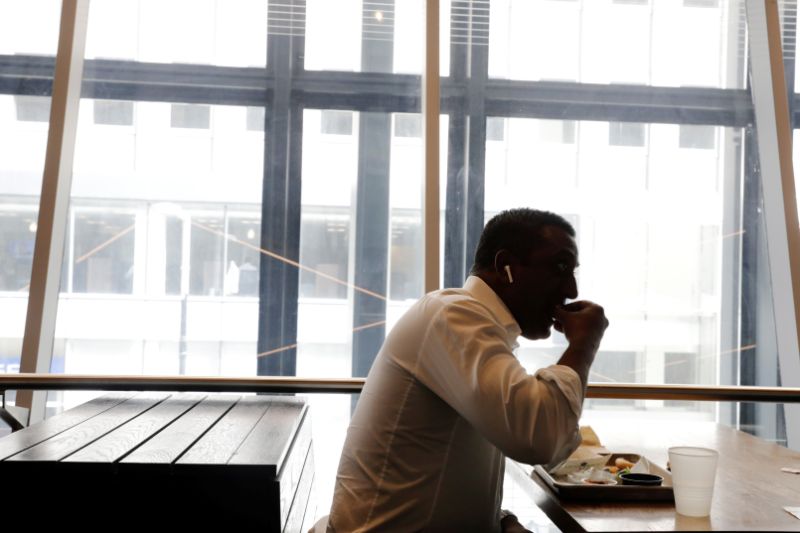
[412,299,584,466]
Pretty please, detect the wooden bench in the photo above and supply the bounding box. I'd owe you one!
[0,392,315,531]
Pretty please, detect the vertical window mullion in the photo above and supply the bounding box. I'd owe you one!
[423,0,441,293]
[745,0,800,448]
[18,0,90,424]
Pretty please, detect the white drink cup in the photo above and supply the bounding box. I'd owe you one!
[668,446,719,517]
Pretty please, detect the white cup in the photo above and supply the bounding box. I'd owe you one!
[668,446,719,517]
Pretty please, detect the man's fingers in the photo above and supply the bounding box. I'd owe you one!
[560,300,592,311]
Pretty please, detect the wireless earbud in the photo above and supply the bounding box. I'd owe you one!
[504,265,513,284]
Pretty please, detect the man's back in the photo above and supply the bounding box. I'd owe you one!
[328,278,583,532]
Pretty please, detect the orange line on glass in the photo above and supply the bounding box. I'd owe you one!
[74,224,136,265]
[588,369,619,383]
[191,220,387,302]
[256,320,386,358]
[699,229,745,246]
[17,223,136,291]
[353,319,386,332]
[256,320,386,357]
[257,343,298,358]
[626,344,757,377]
[720,343,756,355]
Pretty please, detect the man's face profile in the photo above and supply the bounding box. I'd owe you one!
[511,225,579,340]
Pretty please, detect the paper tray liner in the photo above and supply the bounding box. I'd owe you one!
[533,453,674,502]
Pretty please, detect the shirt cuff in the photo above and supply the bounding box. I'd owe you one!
[535,364,584,418]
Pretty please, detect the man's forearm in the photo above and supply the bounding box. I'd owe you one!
[556,339,599,392]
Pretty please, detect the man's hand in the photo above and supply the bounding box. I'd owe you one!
[553,300,609,389]
[553,300,609,350]
[500,514,532,533]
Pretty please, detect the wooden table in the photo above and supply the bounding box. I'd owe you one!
[518,419,800,532]
[0,391,314,531]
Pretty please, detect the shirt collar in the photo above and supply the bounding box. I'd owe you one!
[463,275,522,343]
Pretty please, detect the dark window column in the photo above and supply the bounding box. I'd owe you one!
[350,1,396,390]
[444,0,489,288]
[257,0,306,376]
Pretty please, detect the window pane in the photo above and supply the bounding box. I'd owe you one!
[85,0,268,67]
[189,215,224,296]
[679,124,716,149]
[489,0,744,88]
[246,106,265,132]
[58,0,268,403]
[539,118,576,144]
[394,113,422,137]
[226,215,261,297]
[14,96,51,122]
[171,104,210,129]
[305,0,450,75]
[0,0,60,385]
[486,117,506,142]
[299,212,350,299]
[93,100,134,126]
[321,110,354,136]
[71,211,135,294]
[609,121,646,147]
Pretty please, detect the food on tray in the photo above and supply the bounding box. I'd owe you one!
[615,457,636,470]
[548,426,610,476]
[568,466,617,485]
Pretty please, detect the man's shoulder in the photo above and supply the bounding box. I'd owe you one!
[416,287,496,322]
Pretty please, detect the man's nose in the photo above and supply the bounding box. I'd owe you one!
[563,274,578,300]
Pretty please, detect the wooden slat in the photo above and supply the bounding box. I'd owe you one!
[298,482,318,533]
[7,392,168,462]
[63,393,206,463]
[231,397,306,468]
[177,395,272,466]
[283,447,315,533]
[121,394,239,464]
[276,415,312,527]
[0,392,135,461]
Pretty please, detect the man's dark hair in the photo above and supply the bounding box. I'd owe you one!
[470,208,575,274]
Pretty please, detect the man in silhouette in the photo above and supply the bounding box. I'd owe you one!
[328,208,608,532]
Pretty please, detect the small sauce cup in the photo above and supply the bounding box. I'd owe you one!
[618,473,664,486]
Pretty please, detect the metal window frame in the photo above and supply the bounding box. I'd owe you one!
[745,0,800,448]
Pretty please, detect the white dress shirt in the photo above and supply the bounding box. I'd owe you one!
[327,276,584,532]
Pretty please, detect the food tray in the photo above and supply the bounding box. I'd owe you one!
[533,453,674,501]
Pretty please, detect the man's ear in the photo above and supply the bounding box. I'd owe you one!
[493,249,518,275]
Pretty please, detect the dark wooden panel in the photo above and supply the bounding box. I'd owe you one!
[231,396,306,468]
[283,446,315,533]
[121,394,238,465]
[276,415,312,527]
[7,392,169,462]
[0,392,135,461]
[63,393,206,463]
[177,395,272,465]
[298,479,318,533]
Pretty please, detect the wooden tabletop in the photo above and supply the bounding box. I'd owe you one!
[0,392,315,531]
[520,419,800,532]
